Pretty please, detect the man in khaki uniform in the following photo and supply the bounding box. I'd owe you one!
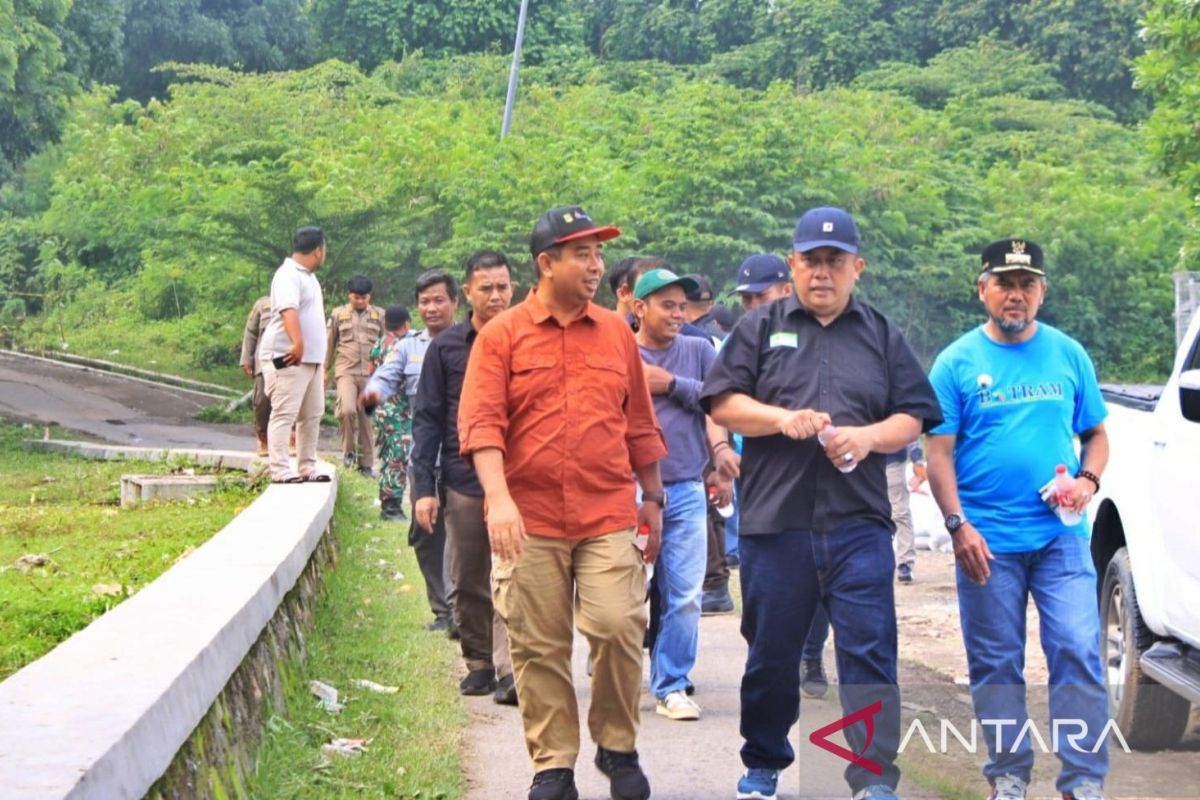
[239,295,273,456]
[326,274,385,476]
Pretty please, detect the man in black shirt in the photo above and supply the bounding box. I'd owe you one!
[412,250,518,705]
[701,208,941,800]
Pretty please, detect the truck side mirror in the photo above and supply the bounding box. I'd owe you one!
[1181,369,1200,423]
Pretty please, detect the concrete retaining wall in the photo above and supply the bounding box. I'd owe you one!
[0,443,337,799]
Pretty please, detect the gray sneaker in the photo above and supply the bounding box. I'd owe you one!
[988,775,1028,800]
[1063,780,1104,800]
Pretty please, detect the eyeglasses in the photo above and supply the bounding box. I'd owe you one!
[797,252,852,271]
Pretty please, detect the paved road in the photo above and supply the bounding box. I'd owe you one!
[0,351,255,451]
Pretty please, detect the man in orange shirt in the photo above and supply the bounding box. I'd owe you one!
[459,206,667,800]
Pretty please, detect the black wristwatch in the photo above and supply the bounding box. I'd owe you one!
[641,491,666,508]
[944,513,968,534]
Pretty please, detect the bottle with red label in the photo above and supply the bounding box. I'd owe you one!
[1053,464,1083,525]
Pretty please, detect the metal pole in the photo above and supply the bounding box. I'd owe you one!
[501,0,530,139]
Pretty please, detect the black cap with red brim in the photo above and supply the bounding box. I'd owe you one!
[530,206,621,258]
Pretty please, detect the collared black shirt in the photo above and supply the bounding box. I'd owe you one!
[699,294,942,535]
[412,317,483,498]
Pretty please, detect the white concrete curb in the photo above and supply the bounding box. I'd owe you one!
[0,443,337,799]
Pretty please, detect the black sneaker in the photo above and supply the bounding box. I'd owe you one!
[358,465,377,479]
[494,673,518,705]
[801,658,829,699]
[459,667,496,696]
[342,452,355,468]
[528,768,578,800]
[595,747,650,800]
[425,617,451,633]
[701,587,734,615]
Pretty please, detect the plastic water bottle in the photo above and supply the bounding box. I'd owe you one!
[817,423,856,473]
[1053,464,1083,525]
[707,483,734,518]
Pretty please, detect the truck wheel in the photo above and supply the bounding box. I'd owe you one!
[1100,547,1190,750]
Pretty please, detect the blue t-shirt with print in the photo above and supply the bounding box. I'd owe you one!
[929,323,1107,553]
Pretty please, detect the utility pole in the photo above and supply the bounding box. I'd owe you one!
[501,0,530,139]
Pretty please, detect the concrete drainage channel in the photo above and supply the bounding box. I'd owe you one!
[0,440,338,799]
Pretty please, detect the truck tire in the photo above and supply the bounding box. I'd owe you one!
[1100,547,1191,750]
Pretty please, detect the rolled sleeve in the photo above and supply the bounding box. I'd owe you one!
[458,328,511,461]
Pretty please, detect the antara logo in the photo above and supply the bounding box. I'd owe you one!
[808,701,883,775]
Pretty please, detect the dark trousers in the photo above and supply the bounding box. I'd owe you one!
[739,522,901,793]
[702,503,729,592]
[410,499,451,621]
[445,486,512,676]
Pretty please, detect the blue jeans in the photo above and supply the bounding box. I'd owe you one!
[803,604,830,662]
[725,481,740,557]
[650,480,708,698]
[956,533,1109,792]
[739,522,900,793]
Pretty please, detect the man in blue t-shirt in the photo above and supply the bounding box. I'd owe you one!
[927,239,1110,800]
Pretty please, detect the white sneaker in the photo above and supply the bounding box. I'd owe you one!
[655,689,701,720]
[988,775,1028,800]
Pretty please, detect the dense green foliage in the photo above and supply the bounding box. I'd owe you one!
[0,54,1184,380]
[0,1,1194,382]
[1138,0,1200,265]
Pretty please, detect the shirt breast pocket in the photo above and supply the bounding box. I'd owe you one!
[510,352,557,411]
[583,352,628,412]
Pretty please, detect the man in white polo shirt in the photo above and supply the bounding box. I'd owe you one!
[258,226,329,482]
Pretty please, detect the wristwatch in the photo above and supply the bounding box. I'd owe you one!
[641,491,666,508]
[944,513,968,534]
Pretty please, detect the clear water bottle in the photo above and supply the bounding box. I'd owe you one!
[707,483,734,518]
[817,423,856,473]
[1053,464,1083,525]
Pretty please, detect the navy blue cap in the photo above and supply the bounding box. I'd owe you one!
[731,253,789,294]
[792,207,860,254]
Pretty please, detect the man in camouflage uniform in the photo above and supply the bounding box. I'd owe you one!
[239,295,273,456]
[325,274,385,476]
[370,304,412,521]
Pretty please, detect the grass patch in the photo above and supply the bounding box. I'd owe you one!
[249,471,465,799]
[0,422,261,680]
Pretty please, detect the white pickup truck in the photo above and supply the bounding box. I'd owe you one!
[1092,309,1200,749]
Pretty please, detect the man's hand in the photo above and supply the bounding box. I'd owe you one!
[953,523,994,585]
[819,423,876,468]
[908,462,927,492]
[777,409,830,440]
[358,388,382,412]
[712,444,740,480]
[414,496,440,533]
[636,501,663,564]
[642,363,674,395]
[1061,474,1097,514]
[283,340,303,365]
[706,470,733,508]
[485,492,527,562]
[242,364,254,377]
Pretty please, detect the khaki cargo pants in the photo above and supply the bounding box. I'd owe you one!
[493,528,647,771]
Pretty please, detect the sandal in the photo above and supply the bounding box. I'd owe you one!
[302,472,332,483]
[272,474,304,484]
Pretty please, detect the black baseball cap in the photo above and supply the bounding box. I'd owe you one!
[683,273,715,302]
[981,238,1045,276]
[530,206,620,258]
